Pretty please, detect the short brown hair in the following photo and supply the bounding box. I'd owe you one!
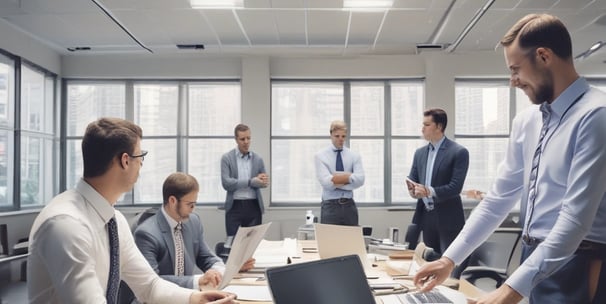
[500,14,572,60]
[162,172,199,205]
[82,117,142,178]
[330,120,347,134]
[234,123,250,137]
[423,108,448,132]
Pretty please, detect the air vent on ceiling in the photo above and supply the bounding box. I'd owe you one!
[415,43,447,54]
[67,46,92,52]
[176,44,205,50]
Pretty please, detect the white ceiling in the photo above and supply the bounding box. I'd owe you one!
[1,0,605,63]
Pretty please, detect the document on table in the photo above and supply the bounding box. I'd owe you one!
[219,222,272,290]
[223,285,273,302]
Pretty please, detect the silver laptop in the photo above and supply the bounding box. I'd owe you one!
[314,223,370,268]
[266,254,377,304]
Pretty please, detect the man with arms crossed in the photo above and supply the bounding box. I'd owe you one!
[414,14,606,304]
[221,124,268,237]
[28,118,236,304]
[315,120,365,225]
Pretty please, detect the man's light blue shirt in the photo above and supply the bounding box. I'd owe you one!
[233,149,256,200]
[314,144,365,200]
[423,136,445,208]
[443,77,606,296]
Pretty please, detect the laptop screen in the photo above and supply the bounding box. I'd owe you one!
[266,254,377,304]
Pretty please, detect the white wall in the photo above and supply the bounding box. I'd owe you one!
[0,19,61,74]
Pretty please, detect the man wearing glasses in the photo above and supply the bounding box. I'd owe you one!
[135,172,254,291]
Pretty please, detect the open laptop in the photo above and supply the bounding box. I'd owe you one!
[266,254,376,304]
[314,223,370,268]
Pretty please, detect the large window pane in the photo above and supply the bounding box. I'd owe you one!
[0,55,14,128]
[350,139,383,203]
[131,139,177,205]
[21,65,46,132]
[455,85,510,135]
[272,82,343,136]
[66,139,82,190]
[457,138,508,193]
[0,131,13,207]
[188,139,235,203]
[189,83,241,136]
[67,83,125,136]
[350,83,384,136]
[392,82,424,136]
[271,139,326,203]
[20,136,53,206]
[135,84,178,136]
[391,139,426,203]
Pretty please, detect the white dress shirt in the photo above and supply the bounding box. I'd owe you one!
[443,78,606,297]
[28,179,193,304]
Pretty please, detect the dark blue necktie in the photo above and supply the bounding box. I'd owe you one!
[106,217,120,304]
[335,149,344,172]
[524,103,552,237]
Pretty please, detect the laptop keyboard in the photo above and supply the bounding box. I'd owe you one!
[397,290,453,303]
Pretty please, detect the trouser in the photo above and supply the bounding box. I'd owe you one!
[420,209,468,278]
[320,198,358,226]
[225,199,262,236]
[521,240,606,304]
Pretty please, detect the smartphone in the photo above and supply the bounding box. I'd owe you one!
[405,177,416,190]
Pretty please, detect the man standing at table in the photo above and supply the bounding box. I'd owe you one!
[221,124,268,237]
[27,117,236,304]
[414,14,606,304]
[315,120,365,226]
[407,108,469,277]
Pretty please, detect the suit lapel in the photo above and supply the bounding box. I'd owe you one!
[419,146,429,183]
[181,220,195,274]
[157,214,177,272]
[431,138,449,183]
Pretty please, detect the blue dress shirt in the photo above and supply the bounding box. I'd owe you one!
[443,78,606,297]
[314,144,365,200]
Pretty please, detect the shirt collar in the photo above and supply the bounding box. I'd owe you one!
[331,144,345,151]
[236,149,250,159]
[549,77,589,120]
[75,178,115,224]
[429,136,446,151]
[161,206,180,230]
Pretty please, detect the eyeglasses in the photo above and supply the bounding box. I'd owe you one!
[128,150,148,162]
[178,200,197,208]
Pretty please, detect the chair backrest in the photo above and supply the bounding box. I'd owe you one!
[468,227,522,272]
[404,223,421,250]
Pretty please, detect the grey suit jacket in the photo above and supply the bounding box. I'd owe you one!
[409,137,469,232]
[134,211,223,288]
[220,148,266,213]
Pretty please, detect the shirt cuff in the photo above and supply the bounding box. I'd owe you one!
[427,186,435,198]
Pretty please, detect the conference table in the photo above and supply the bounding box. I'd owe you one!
[222,239,474,304]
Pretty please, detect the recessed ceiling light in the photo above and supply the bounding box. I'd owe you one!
[343,0,393,9]
[190,0,243,9]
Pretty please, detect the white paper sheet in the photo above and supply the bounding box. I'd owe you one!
[222,285,273,302]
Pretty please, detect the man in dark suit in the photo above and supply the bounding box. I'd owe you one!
[135,172,253,290]
[221,124,268,237]
[407,108,469,276]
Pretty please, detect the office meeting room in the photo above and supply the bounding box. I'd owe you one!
[2,0,606,303]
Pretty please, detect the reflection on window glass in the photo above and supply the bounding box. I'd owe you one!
[67,83,125,136]
[20,136,53,206]
[66,139,82,190]
[0,131,13,207]
[351,83,384,136]
[457,138,508,192]
[391,82,424,136]
[455,85,510,135]
[391,139,426,203]
[129,139,177,205]
[350,139,383,203]
[271,139,326,203]
[188,139,235,203]
[135,84,178,136]
[21,65,45,132]
[0,55,15,128]
[189,83,241,136]
[272,82,343,136]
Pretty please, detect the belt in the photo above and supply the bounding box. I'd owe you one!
[325,198,353,204]
[233,199,257,203]
[523,236,606,257]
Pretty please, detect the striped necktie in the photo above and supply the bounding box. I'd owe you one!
[106,217,120,304]
[174,222,185,276]
[524,102,552,237]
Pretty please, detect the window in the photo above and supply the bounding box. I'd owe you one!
[0,52,14,208]
[455,80,530,193]
[271,79,425,205]
[65,80,240,205]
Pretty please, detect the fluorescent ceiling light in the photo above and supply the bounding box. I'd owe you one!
[190,0,243,9]
[343,0,393,9]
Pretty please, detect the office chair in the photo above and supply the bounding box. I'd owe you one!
[215,242,230,263]
[404,223,421,250]
[460,227,522,290]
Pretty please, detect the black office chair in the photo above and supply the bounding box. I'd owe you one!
[404,223,421,250]
[460,227,523,289]
[215,242,230,263]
